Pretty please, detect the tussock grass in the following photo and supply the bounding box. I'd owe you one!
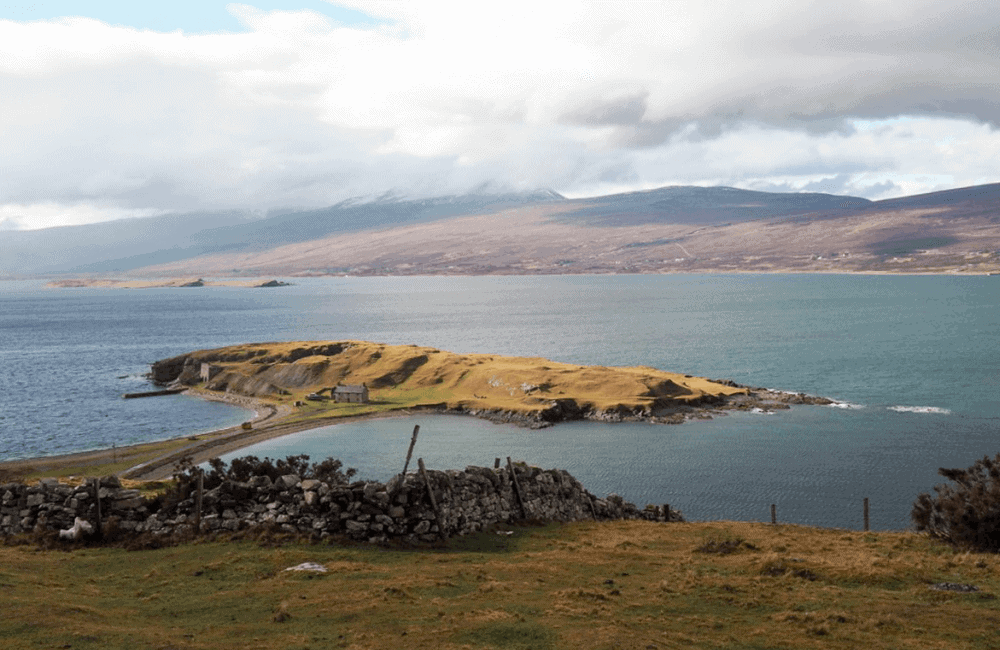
[2,520,999,649]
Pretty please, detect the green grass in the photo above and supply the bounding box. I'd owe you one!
[3,520,1000,649]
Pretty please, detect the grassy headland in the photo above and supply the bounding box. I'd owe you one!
[151,340,755,423]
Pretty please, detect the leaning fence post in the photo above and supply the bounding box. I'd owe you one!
[400,425,420,477]
[770,504,777,525]
[863,497,870,532]
[506,457,527,519]
[418,458,447,540]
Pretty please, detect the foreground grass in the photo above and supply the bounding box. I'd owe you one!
[3,520,999,650]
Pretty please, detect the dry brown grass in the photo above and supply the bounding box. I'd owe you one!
[2,519,999,649]
[192,340,746,419]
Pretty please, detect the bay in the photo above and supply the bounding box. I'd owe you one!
[2,274,998,531]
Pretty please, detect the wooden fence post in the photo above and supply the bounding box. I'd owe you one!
[506,457,527,519]
[401,425,420,477]
[770,504,777,525]
[863,497,870,532]
[418,458,447,540]
[494,458,501,469]
[663,503,670,522]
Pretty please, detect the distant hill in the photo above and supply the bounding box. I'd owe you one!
[555,185,873,226]
[6,183,1000,277]
[0,209,259,276]
[0,190,563,276]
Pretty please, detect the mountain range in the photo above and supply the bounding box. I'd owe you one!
[4,183,1000,277]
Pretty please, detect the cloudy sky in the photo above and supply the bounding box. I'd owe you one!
[2,1,999,230]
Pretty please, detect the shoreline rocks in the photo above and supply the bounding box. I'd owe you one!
[434,382,834,429]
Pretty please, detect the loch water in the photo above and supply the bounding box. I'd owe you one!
[1,274,998,530]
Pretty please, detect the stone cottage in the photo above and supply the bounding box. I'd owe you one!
[333,384,369,403]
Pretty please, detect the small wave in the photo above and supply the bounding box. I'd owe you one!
[888,405,951,415]
[827,401,864,409]
[750,407,774,415]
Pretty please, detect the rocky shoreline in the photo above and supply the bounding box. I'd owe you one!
[420,385,834,430]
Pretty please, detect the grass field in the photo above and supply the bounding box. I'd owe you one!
[3,519,998,650]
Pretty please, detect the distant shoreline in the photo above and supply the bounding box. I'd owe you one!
[45,277,292,289]
[35,268,1000,290]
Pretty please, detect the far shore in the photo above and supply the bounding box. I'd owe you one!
[45,277,292,289]
[37,269,1000,288]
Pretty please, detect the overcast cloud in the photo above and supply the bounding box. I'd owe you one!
[2,0,999,229]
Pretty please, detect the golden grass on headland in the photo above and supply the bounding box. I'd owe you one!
[2,519,997,649]
[160,339,751,416]
[0,340,826,482]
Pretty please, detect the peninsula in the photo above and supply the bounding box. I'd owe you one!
[0,341,832,481]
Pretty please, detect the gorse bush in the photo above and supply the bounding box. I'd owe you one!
[204,454,357,487]
[912,453,1000,552]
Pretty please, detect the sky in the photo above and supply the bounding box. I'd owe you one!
[1,1,999,230]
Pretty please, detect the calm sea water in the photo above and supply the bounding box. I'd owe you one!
[2,274,998,530]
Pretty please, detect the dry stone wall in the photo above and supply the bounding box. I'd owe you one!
[1,465,682,543]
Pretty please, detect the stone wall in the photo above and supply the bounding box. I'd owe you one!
[1,465,682,543]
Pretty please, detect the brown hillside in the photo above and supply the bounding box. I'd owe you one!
[120,184,1000,277]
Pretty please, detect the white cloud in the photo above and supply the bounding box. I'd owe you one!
[0,202,171,230]
[2,1,999,229]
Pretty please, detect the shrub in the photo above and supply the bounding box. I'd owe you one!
[912,453,1000,552]
[181,454,356,489]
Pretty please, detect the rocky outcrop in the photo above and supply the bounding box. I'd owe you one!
[0,465,681,543]
[149,354,190,384]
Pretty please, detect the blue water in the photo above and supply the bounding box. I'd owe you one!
[2,274,998,530]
